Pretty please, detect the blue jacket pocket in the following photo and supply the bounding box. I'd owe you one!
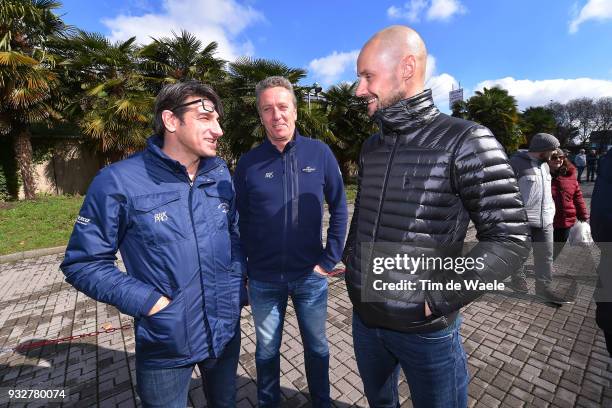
[136,291,190,359]
[132,191,189,245]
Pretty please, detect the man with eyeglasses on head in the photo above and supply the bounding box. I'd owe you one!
[61,81,246,407]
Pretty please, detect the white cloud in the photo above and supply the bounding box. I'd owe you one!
[387,0,428,23]
[569,0,612,33]
[427,0,467,21]
[387,0,466,23]
[424,54,460,109]
[102,0,264,61]
[307,50,459,109]
[473,77,612,110]
[308,50,360,86]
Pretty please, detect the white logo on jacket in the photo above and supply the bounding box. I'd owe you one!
[218,203,229,213]
[302,166,316,173]
[76,215,90,226]
[154,211,168,223]
[265,172,274,179]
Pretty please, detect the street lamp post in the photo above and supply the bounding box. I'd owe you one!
[307,82,322,112]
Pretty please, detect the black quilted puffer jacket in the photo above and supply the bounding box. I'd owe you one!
[343,90,530,333]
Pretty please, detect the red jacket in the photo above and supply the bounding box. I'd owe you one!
[551,164,589,229]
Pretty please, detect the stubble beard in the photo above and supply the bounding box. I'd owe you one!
[379,87,408,111]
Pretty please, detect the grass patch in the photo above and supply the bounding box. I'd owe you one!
[345,183,357,202]
[0,182,357,256]
[0,195,84,256]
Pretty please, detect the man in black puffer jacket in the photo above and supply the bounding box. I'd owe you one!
[343,25,531,408]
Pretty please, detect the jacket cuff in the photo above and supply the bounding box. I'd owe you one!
[318,257,337,273]
[139,289,163,318]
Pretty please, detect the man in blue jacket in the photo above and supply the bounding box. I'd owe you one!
[234,76,348,408]
[61,81,245,408]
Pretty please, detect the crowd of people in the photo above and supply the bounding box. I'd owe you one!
[58,24,610,408]
[569,148,603,184]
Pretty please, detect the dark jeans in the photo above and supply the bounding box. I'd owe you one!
[136,328,241,408]
[352,312,468,408]
[587,165,597,181]
[596,249,612,357]
[596,302,612,357]
[553,227,570,260]
[249,272,330,408]
[576,166,585,183]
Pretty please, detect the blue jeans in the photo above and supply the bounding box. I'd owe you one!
[136,328,241,408]
[249,272,330,408]
[352,312,468,408]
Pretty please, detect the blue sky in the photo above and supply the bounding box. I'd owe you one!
[58,0,612,112]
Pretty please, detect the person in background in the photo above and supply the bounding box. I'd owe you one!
[574,148,587,183]
[548,148,589,260]
[509,133,573,304]
[586,150,598,182]
[591,148,612,357]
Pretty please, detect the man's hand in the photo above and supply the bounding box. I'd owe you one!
[425,301,432,318]
[147,295,171,316]
[314,264,328,276]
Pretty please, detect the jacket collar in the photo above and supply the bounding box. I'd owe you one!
[263,130,303,154]
[146,134,220,177]
[372,89,440,135]
[516,150,546,166]
[562,163,576,176]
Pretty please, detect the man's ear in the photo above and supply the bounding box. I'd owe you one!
[401,55,416,80]
[161,110,177,133]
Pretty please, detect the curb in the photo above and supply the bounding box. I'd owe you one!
[0,246,66,264]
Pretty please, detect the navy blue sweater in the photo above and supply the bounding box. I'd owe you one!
[234,133,348,282]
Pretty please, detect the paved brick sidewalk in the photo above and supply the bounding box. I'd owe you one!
[1,182,610,407]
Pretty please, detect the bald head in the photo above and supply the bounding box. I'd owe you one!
[356,26,428,115]
[366,25,427,85]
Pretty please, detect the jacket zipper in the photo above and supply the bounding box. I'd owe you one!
[291,149,299,229]
[540,166,545,228]
[281,153,288,281]
[372,132,400,241]
[188,170,217,359]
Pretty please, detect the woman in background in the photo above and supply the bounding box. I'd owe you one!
[549,148,589,259]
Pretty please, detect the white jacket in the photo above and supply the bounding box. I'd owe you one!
[509,152,555,228]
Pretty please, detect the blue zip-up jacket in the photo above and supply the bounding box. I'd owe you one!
[234,133,348,282]
[60,136,245,368]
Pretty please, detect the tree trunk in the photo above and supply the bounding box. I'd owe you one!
[13,127,37,200]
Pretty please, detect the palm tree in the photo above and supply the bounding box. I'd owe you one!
[451,100,469,120]
[519,106,557,147]
[0,0,67,199]
[139,30,227,90]
[466,86,522,153]
[222,57,332,164]
[322,82,375,179]
[56,31,153,165]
